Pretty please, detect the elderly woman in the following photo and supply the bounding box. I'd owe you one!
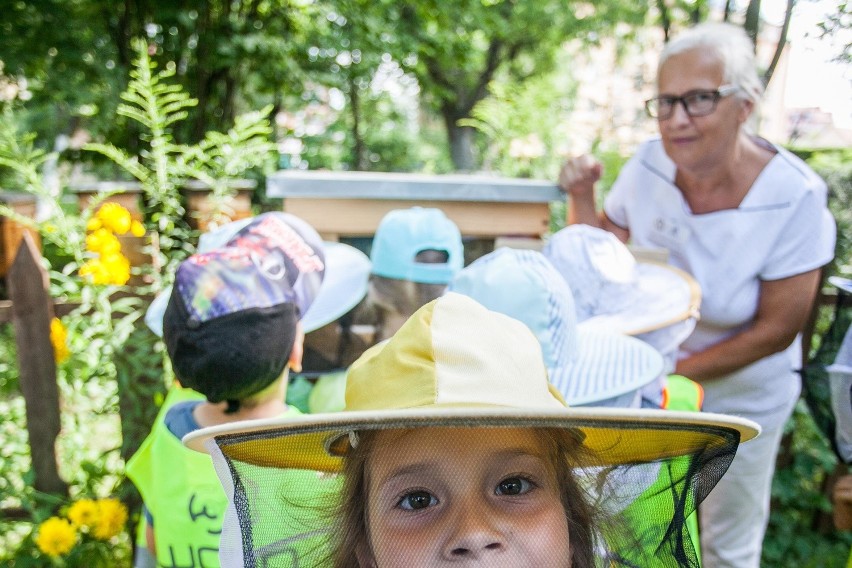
[557,22,836,568]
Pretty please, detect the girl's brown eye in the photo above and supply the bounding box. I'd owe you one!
[398,491,437,510]
[496,477,533,496]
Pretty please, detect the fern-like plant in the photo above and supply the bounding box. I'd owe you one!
[85,38,276,290]
[0,104,89,269]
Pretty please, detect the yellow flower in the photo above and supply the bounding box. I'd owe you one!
[85,217,102,232]
[35,517,77,557]
[130,219,146,237]
[96,202,132,235]
[100,253,131,286]
[79,259,110,285]
[67,498,99,529]
[49,318,70,363]
[80,254,131,286]
[92,498,128,540]
[86,228,121,256]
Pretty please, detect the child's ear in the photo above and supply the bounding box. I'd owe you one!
[288,321,305,373]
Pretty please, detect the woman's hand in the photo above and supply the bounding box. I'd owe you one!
[557,154,627,238]
[558,155,603,197]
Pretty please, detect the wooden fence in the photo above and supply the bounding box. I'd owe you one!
[5,233,67,504]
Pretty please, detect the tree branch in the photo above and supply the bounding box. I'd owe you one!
[656,0,671,42]
[745,0,762,50]
[459,38,506,116]
[764,0,794,86]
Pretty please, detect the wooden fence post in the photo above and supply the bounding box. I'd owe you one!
[8,232,68,497]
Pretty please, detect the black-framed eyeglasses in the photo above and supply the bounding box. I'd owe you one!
[645,85,739,119]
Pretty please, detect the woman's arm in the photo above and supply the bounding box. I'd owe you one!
[675,268,822,381]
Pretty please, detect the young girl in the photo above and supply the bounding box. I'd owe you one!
[334,426,595,567]
[185,293,760,567]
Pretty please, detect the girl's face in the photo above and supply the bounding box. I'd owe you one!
[363,427,572,567]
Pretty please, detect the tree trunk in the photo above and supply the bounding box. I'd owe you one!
[745,0,762,49]
[349,73,368,170]
[443,112,477,172]
[656,0,671,42]
[723,0,734,22]
[764,0,795,86]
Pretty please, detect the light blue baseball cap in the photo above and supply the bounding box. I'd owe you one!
[448,247,664,407]
[370,207,463,285]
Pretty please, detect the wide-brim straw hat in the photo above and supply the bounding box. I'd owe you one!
[186,293,757,463]
[145,213,370,336]
[448,247,663,407]
[544,224,701,336]
[185,293,758,567]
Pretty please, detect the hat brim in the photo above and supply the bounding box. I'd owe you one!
[551,330,663,405]
[300,242,370,333]
[580,262,701,336]
[184,406,759,472]
[829,276,852,296]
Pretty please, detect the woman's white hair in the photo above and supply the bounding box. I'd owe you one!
[658,22,764,105]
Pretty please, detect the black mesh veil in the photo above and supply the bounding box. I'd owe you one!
[801,281,852,460]
[200,414,743,568]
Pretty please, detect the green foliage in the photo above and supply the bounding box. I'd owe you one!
[749,147,852,566]
[816,1,851,64]
[85,39,276,289]
[0,104,92,272]
[764,401,852,567]
[0,326,19,396]
[0,36,276,563]
[808,148,852,276]
[0,1,319,148]
[341,0,649,169]
[462,72,575,179]
[0,0,125,144]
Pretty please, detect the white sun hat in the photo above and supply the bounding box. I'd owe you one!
[448,248,663,407]
[543,225,701,363]
[145,213,371,336]
[830,276,852,296]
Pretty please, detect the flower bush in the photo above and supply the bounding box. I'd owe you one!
[78,203,143,287]
[17,497,132,566]
[0,36,276,566]
[33,517,76,558]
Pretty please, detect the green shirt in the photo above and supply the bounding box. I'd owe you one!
[127,399,337,567]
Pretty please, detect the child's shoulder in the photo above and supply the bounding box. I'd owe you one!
[164,400,204,438]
